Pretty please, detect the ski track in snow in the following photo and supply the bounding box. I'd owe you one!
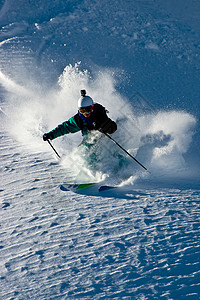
[1,132,200,299]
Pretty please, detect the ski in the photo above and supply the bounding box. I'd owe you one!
[60,183,117,193]
[60,183,96,192]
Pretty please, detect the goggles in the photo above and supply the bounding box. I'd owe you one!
[79,105,93,114]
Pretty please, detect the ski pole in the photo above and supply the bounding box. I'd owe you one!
[101,131,149,172]
[47,139,61,159]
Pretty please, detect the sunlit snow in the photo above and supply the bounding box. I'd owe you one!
[0,0,200,299]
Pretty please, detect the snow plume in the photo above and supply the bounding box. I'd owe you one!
[0,63,197,184]
[0,70,29,96]
[0,68,48,151]
[57,64,197,183]
[0,62,131,155]
[137,111,196,175]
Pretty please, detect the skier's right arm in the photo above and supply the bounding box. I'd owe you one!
[43,116,81,141]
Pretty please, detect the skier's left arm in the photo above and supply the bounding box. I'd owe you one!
[98,107,117,134]
[100,117,117,134]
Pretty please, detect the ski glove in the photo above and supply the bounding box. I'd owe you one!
[100,119,117,134]
[43,132,52,141]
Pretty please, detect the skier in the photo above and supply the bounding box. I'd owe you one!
[43,90,117,142]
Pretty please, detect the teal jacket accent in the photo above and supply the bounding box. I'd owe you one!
[48,115,81,140]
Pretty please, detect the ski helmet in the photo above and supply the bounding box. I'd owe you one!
[78,95,94,108]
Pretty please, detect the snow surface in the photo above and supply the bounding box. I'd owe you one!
[0,0,200,299]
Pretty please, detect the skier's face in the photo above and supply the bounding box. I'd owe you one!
[79,106,93,118]
[82,110,92,117]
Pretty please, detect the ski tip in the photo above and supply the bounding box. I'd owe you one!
[98,185,116,192]
[60,184,69,191]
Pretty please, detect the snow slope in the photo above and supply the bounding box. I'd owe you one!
[0,0,200,299]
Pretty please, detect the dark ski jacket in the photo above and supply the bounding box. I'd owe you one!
[47,103,117,140]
